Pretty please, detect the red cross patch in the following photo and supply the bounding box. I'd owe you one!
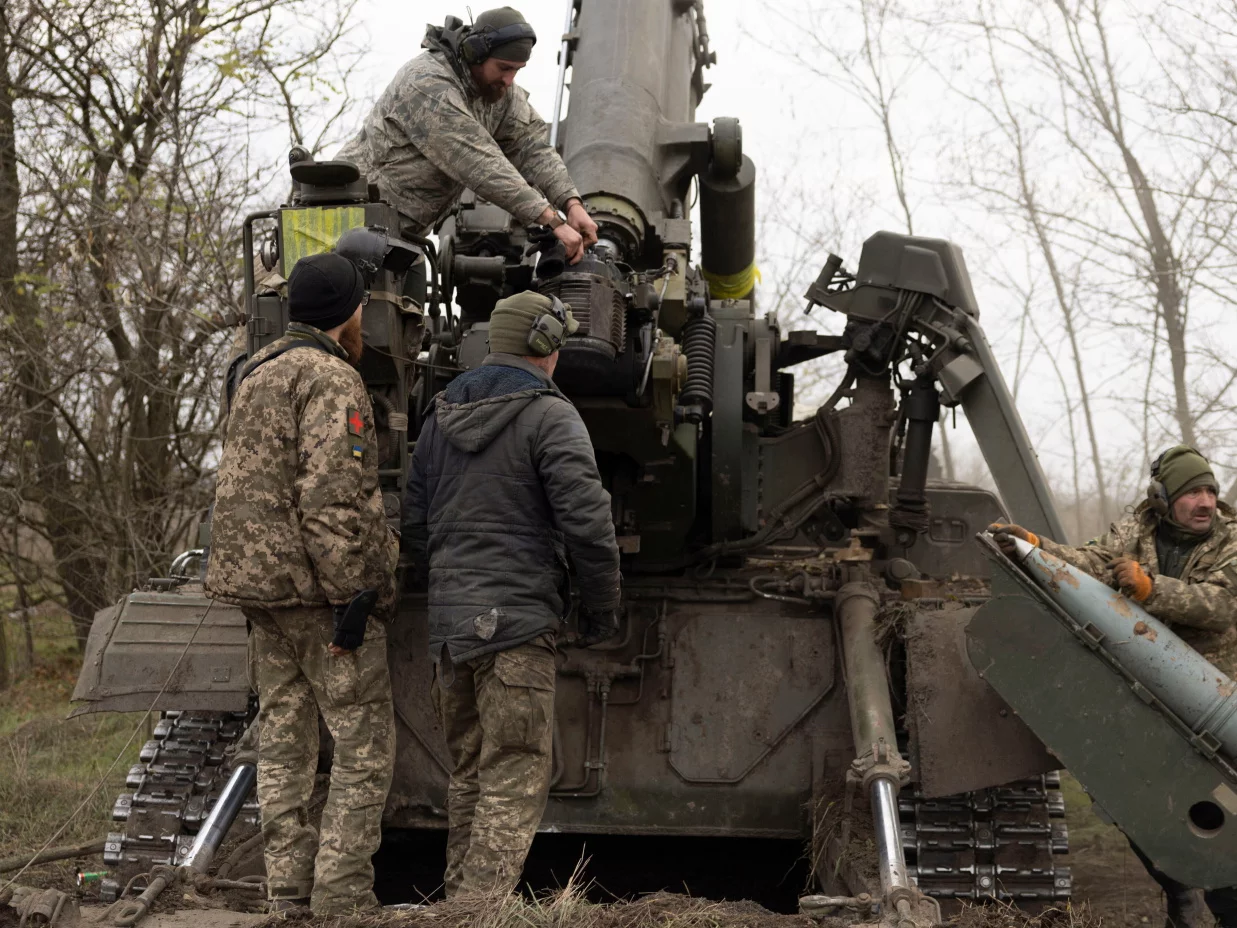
[346,407,365,436]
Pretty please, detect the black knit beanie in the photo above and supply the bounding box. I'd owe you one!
[287,252,364,331]
[473,7,535,62]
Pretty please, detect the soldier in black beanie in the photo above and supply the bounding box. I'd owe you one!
[206,248,397,915]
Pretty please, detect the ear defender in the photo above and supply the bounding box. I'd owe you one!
[525,295,569,357]
[459,21,538,65]
[1147,449,1170,516]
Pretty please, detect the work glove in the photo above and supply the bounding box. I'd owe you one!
[1109,557,1153,603]
[988,522,1040,556]
[576,606,620,648]
[331,589,377,653]
[524,224,559,256]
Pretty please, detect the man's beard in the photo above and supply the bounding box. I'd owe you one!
[339,314,364,367]
[479,81,507,104]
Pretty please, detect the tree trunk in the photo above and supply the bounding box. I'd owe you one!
[0,611,8,690]
[1119,148,1195,448]
[22,608,33,670]
[1,2,107,648]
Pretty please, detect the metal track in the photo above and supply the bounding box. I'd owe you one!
[900,772,1071,902]
[101,710,258,902]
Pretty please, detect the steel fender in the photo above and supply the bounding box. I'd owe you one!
[907,605,1056,797]
[70,586,249,716]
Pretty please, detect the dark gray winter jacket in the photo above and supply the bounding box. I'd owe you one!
[404,353,621,665]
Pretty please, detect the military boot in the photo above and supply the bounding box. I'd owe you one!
[1166,887,1213,928]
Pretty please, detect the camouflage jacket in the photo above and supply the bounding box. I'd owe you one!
[205,324,398,614]
[1041,501,1237,675]
[336,44,579,234]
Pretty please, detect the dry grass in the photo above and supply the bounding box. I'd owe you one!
[0,610,143,887]
[260,889,824,928]
[254,893,1109,928]
[953,900,1102,928]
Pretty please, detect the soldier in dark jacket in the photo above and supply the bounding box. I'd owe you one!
[403,291,621,897]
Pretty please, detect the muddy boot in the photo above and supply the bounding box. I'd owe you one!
[1167,887,1213,928]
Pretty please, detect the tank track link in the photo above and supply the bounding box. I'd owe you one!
[901,772,1071,902]
[100,710,258,903]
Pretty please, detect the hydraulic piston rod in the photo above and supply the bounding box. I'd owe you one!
[184,762,257,871]
[549,0,576,149]
[837,580,916,909]
[113,762,256,927]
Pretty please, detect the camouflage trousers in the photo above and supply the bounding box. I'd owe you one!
[245,605,395,915]
[431,637,556,897]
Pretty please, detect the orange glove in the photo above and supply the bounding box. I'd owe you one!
[988,523,1040,555]
[1109,557,1153,602]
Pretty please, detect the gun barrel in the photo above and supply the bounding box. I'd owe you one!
[560,0,706,230]
[1008,536,1237,757]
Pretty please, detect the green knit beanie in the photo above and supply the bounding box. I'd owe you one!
[1155,445,1218,502]
[488,291,578,357]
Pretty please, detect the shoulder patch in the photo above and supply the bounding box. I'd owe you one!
[347,407,365,437]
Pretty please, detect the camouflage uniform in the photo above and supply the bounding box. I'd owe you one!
[431,636,556,896]
[247,606,394,912]
[206,322,398,914]
[1042,498,1237,928]
[1040,501,1237,676]
[336,34,579,235]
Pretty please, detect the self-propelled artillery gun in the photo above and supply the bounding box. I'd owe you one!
[72,1,1081,921]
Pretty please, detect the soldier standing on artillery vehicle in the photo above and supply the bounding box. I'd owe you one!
[337,6,598,265]
[403,292,622,897]
[205,252,399,915]
[993,445,1237,928]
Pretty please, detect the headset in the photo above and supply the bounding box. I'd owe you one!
[1147,449,1171,516]
[460,21,537,64]
[526,294,570,357]
[1148,445,1210,516]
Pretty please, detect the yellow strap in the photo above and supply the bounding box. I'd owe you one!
[701,261,761,300]
[280,207,367,277]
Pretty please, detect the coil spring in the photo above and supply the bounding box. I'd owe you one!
[680,313,717,414]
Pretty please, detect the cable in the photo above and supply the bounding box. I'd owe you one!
[1,599,216,896]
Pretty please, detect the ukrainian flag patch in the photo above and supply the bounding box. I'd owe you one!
[351,444,364,460]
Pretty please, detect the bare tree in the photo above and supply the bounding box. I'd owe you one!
[923,10,1112,531]
[0,0,355,644]
[968,1,1237,452]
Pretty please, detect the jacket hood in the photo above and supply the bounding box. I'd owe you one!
[422,27,472,86]
[435,358,558,453]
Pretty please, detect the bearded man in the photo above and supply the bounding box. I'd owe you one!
[337,7,597,264]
